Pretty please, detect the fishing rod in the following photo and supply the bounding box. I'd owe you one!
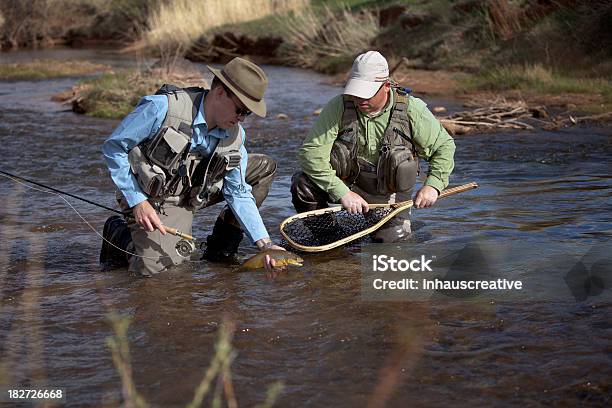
[0,169,194,242]
[0,169,126,216]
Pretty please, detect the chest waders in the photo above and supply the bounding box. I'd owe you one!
[127,84,243,212]
[330,88,419,195]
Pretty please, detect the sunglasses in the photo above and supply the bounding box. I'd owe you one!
[224,85,252,117]
[233,102,252,117]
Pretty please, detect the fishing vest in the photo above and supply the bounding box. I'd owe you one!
[330,88,419,195]
[128,84,242,210]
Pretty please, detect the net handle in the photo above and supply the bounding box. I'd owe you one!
[390,181,479,210]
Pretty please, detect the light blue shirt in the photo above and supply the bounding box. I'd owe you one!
[102,92,269,244]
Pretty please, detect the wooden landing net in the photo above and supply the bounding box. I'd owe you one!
[280,182,478,252]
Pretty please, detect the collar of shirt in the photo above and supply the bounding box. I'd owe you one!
[191,90,230,155]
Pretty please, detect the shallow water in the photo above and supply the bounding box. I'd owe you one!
[0,50,611,407]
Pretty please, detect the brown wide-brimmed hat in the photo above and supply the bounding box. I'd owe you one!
[207,57,268,117]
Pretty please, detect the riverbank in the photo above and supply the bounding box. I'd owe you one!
[1,0,610,123]
[0,54,610,134]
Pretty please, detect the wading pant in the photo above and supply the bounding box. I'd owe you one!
[290,171,413,243]
[111,153,276,277]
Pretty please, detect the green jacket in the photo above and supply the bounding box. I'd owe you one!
[298,92,456,201]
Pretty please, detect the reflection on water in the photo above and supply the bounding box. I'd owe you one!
[0,50,611,406]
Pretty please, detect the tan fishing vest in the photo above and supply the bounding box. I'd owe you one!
[128,86,242,210]
[330,88,419,195]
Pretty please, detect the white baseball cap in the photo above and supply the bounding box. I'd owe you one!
[343,51,389,99]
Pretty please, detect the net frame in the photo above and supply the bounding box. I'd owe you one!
[280,182,478,252]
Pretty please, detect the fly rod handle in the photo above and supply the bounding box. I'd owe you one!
[164,226,194,241]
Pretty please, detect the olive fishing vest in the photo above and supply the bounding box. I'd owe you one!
[128,85,242,210]
[330,88,419,195]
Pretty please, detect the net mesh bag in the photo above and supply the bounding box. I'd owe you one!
[280,206,395,248]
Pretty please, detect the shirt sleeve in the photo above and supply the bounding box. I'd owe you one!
[222,127,269,244]
[297,95,350,202]
[409,97,456,192]
[102,95,168,208]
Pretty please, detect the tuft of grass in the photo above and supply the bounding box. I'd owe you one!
[72,67,208,119]
[73,70,155,119]
[276,4,381,73]
[0,59,109,81]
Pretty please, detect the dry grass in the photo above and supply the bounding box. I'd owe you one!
[484,0,524,40]
[277,4,381,73]
[106,316,284,407]
[106,314,147,408]
[131,0,306,71]
[146,0,306,46]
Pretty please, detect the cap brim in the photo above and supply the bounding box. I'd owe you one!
[343,78,382,99]
[208,65,267,117]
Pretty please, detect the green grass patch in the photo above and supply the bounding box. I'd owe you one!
[74,69,206,119]
[462,64,612,98]
[0,59,109,80]
[75,70,164,119]
[76,70,161,119]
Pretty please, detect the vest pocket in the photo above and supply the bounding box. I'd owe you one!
[147,126,190,169]
[394,159,418,192]
[330,142,352,180]
[128,146,167,199]
[383,147,416,193]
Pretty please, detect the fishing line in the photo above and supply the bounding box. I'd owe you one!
[0,172,206,264]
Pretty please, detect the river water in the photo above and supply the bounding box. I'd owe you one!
[0,49,610,407]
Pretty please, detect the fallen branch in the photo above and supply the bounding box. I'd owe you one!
[438,98,544,135]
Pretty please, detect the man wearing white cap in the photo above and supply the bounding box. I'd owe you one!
[101,57,284,276]
[291,51,456,241]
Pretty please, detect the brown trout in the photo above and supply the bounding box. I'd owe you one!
[241,249,304,269]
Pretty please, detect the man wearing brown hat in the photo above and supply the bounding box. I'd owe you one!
[291,51,456,242]
[100,57,284,276]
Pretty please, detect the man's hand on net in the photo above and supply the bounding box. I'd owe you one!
[340,191,370,214]
[414,185,439,208]
[133,200,166,234]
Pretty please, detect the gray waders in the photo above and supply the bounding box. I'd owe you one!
[100,154,276,276]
